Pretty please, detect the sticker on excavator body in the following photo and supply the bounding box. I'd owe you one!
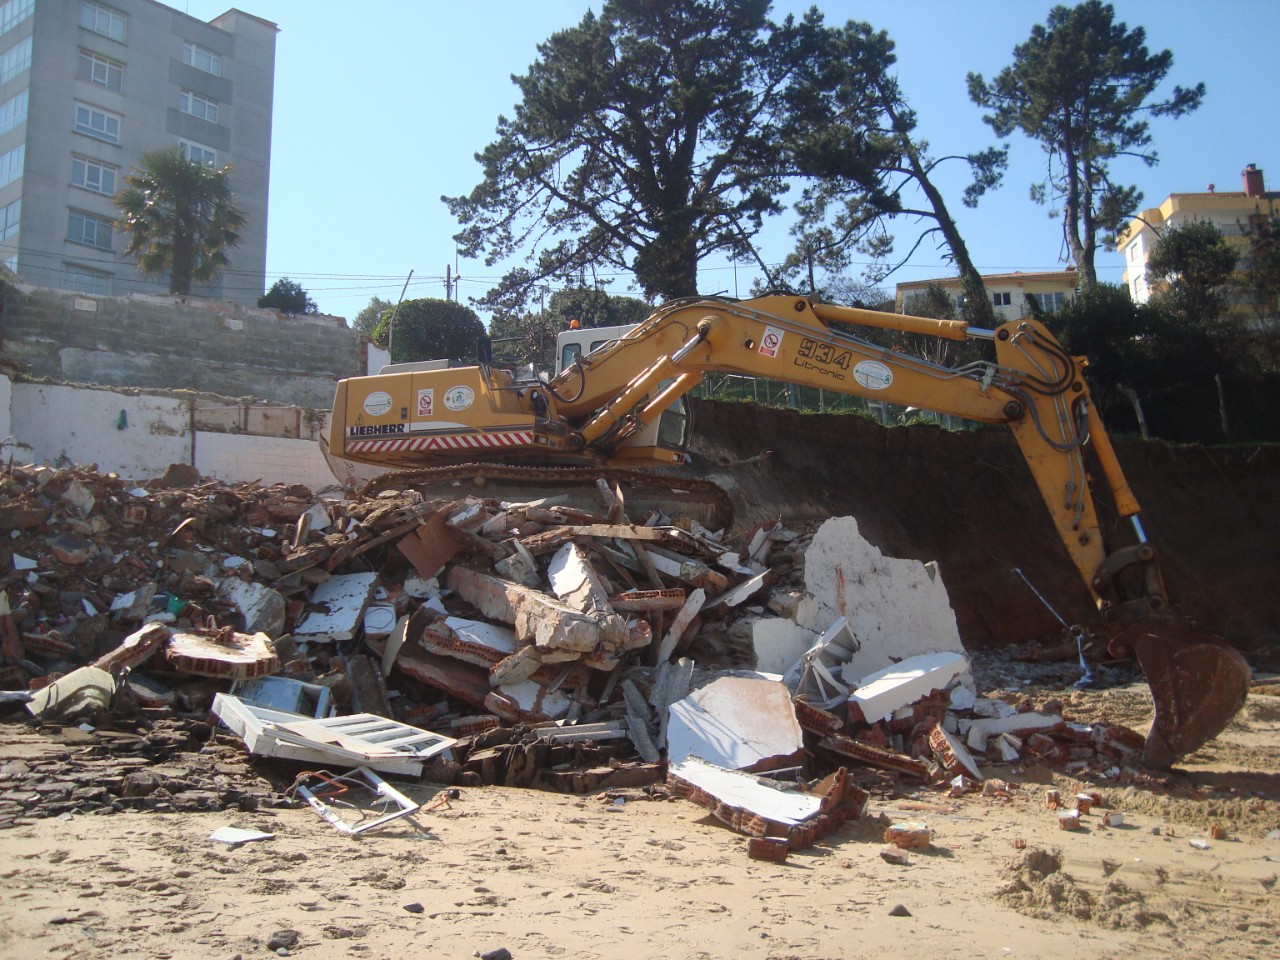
[853,360,893,390]
[416,388,434,417]
[759,326,784,358]
[443,385,475,411]
[362,391,393,416]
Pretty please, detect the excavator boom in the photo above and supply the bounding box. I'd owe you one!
[329,294,1249,766]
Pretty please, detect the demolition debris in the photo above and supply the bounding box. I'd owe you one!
[0,462,1151,849]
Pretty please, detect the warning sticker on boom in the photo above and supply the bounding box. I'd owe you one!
[759,326,784,359]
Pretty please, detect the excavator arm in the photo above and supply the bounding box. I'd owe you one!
[328,293,1249,765]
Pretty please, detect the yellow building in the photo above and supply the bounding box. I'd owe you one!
[1117,164,1279,303]
[894,269,1079,323]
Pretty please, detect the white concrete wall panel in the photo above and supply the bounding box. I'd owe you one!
[11,382,191,479]
[195,431,336,490]
[0,373,11,444]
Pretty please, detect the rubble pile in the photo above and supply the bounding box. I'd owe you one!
[0,462,1151,848]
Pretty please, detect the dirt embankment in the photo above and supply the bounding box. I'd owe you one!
[687,399,1280,660]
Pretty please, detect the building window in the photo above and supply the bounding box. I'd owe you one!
[1027,291,1066,314]
[182,41,222,76]
[72,156,117,195]
[178,139,216,167]
[992,291,1011,307]
[0,34,30,83]
[179,89,218,123]
[74,102,120,143]
[81,2,125,42]
[3,253,15,273]
[0,197,20,241]
[0,88,27,135]
[64,263,112,296]
[0,142,21,188]
[78,49,123,92]
[68,210,113,249]
[0,0,33,38]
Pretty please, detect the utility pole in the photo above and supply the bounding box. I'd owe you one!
[387,269,414,359]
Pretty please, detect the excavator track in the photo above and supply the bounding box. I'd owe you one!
[358,463,736,530]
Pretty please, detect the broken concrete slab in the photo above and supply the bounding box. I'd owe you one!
[963,712,1064,753]
[666,676,804,772]
[219,578,287,636]
[547,543,631,654]
[294,572,378,644]
[845,651,970,726]
[445,566,602,657]
[420,616,518,668]
[794,517,965,677]
[655,588,705,663]
[362,603,397,639]
[366,625,494,711]
[670,756,821,827]
[486,677,575,724]
[93,622,169,672]
[707,570,769,610]
[751,618,817,676]
[166,629,280,680]
[26,666,115,722]
[667,757,868,848]
[928,721,984,781]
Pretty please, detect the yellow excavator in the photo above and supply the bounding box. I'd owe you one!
[328,293,1250,768]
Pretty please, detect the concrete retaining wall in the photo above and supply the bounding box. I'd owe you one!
[0,283,372,409]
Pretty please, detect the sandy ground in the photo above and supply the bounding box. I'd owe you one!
[2,681,1280,960]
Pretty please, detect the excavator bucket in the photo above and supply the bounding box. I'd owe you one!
[1110,618,1251,769]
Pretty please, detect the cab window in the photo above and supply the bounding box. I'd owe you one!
[561,343,583,370]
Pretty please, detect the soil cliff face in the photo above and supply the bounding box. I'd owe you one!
[688,399,1279,659]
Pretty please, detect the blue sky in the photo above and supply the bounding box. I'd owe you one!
[182,0,1280,322]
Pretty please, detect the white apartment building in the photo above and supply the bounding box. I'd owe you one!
[0,0,275,304]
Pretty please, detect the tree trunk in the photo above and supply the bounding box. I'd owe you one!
[880,89,997,329]
[171,234,195,296]
[901,148,996,327]
[1215,372,1230,440]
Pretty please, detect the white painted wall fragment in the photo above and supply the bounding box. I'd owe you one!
[796,517,964,675]
[751,618,817,675]
[294,572,379,643]
[666,676,803,770]
[846,651,969,725]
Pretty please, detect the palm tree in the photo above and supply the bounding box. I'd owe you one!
[114,145,247,296]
